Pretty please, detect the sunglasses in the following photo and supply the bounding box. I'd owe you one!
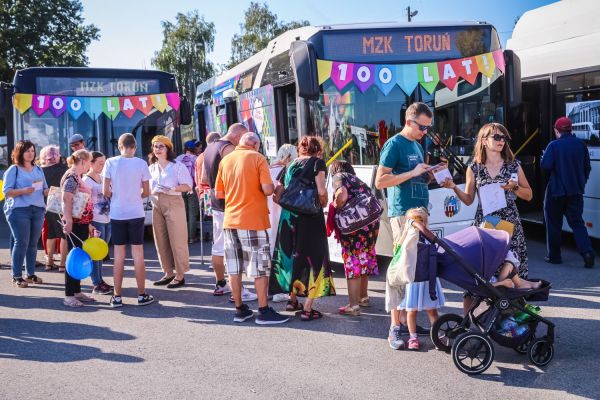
[490,133,509,142]
[153,144,166,149]
[409,119,432,132]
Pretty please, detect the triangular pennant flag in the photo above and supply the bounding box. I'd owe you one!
[119,97,137,118]
[317,60,333,85]
[457,57,479,85]
[151,94,168,112]
[67,97,86,119]
[87,97,103,119]
[353,64,375,93]
[165,92,180,111]
[476,52,496,78]
[133,95,153,115]
[13,93,32,114]
[49,96,67,117]
[330,62,354,91]
[437,60,461,91]
[32,95,50,116]
[492,49,505,74]
[102,97,120,120]
[417,62,440,94]
[375,65,396,95]
[396,64,418,95]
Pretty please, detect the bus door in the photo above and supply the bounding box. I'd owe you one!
[273,84,298,148]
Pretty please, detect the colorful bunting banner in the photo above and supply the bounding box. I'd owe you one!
[13,92,181,120]
[317,49,504,96]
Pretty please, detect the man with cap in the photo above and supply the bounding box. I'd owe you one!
[176,139,200,243]
[69,134,86,152]
[541,116,595,268]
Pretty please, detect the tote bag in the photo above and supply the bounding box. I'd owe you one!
[279,158,321,215]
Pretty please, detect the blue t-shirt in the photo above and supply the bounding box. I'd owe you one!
[379,134,429,217]
[2,165,48,216]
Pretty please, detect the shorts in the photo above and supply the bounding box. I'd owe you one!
[211,210,225,256]
[45,212,65,239]
[385,215,408,313]
[224,229,271,279]
[111,217,145,246]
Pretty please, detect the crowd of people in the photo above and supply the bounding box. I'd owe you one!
[2,102,596,345]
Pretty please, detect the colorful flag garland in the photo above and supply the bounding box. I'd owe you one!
[12,92,181,120]
[317,49,505,96]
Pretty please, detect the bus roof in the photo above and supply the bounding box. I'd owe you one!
[196,21,496,103]
[507,0,600,78]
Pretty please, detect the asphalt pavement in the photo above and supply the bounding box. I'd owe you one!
[0,215,599,400]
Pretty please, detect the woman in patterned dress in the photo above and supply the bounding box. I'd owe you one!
[269,136,335,321]
[330,161,379,317]
[441,123,533,277]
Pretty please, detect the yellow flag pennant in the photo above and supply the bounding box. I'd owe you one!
[476,53,496,78]
[151,93,168,112]
[13,93,33,114]
[317,60,333,85]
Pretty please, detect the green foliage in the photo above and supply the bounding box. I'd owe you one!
[152,10,215,100]
[0,0,100,82]
[228,2,309,69]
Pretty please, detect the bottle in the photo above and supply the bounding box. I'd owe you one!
[514,324,529,337]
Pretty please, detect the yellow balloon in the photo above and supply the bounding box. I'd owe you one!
[0,180,4,201]
[82,237,109,261]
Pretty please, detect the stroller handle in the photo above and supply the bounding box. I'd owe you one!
[410,220,438,243]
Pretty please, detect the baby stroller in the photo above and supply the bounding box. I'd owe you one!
[409,222,554,375]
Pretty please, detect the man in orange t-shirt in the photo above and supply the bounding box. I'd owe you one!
[215,133,288,325]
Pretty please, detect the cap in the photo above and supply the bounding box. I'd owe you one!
[554,117,572,132]
[69,133,84,144]
[184,139,199,149]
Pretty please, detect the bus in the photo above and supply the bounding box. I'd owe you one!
[195,22,522,260]
[0,67,192,224]
[507,1,600,239]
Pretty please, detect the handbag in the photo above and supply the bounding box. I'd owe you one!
[46,186,90,219]
[278,158,321,215]
[334,174,383,235]
[474,164,515,237]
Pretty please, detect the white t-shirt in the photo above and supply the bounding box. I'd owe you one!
[102,155,151,220]
[149,160,193,196]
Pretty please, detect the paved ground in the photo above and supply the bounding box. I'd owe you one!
[1,213,599,400]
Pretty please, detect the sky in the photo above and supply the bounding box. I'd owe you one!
[82,0,559,70]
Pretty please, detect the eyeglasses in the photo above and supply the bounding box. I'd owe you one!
[409,119,432,132]
[490,133,509,142]
[153,144,166,150]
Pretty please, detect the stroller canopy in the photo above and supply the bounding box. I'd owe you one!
[437,227,511,291]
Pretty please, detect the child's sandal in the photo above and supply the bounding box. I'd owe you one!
[301,309,323,321]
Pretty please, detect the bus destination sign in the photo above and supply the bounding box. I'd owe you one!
[321,27,491,63]
[36,77,161,97]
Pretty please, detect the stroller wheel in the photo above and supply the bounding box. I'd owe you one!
[431,313,466,353]
[528,338,554,367]
[514,335,535,354]
[451,332,495,375]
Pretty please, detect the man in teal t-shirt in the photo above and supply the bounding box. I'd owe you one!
[375,102,435,351]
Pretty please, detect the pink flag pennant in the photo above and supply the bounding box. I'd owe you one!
[330,62,354,91]
[32,95,50,116]
[492,49,505,74]
[166,92,181,111]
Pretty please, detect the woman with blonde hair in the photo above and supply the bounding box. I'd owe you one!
[441,123,533,277]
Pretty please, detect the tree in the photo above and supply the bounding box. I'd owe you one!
[152,10,215,102]
[0,0,100,82]
[228,2,309,68]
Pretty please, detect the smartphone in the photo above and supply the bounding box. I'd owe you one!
[510,172,518,182]
[426,162,446,172]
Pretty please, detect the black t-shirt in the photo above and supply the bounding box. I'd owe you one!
[42,162,69,188]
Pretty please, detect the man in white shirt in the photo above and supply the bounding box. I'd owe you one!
[102,133,154,307]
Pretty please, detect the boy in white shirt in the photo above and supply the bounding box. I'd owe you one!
[102,133,154,307]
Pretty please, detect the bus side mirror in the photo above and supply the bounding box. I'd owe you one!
[290,40,320,100]
[503,50,522,109]
[179,95,192,125]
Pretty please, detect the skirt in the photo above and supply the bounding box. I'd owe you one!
[399,278,446,311]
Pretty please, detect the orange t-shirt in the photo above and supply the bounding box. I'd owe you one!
[215,145,273,231]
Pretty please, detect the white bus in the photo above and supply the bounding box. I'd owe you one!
[195,22,522,260]
[507,0,600,239]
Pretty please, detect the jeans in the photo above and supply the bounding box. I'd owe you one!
[183,189,200,241]
[544,191,593,260]
[91,221,111,286]
[7,206,45,279]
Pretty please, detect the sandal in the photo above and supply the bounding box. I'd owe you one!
[44,264,54,271]
[286,299,303,312]
[301,309,323,321]
[358,297,371,307]
[74,292,96,302]
[339,304,361,316]
[58,266,66,273]
[63,297,84,308]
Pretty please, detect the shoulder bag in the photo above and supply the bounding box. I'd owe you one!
[334,174,383,235]
[278,158,321,215]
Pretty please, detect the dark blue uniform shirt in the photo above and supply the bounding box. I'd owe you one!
[541,133,591,197]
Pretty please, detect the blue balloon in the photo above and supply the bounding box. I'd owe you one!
[66,247,93,280]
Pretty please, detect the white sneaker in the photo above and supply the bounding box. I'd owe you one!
[272,293,290,303]
[229,286,258,302]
